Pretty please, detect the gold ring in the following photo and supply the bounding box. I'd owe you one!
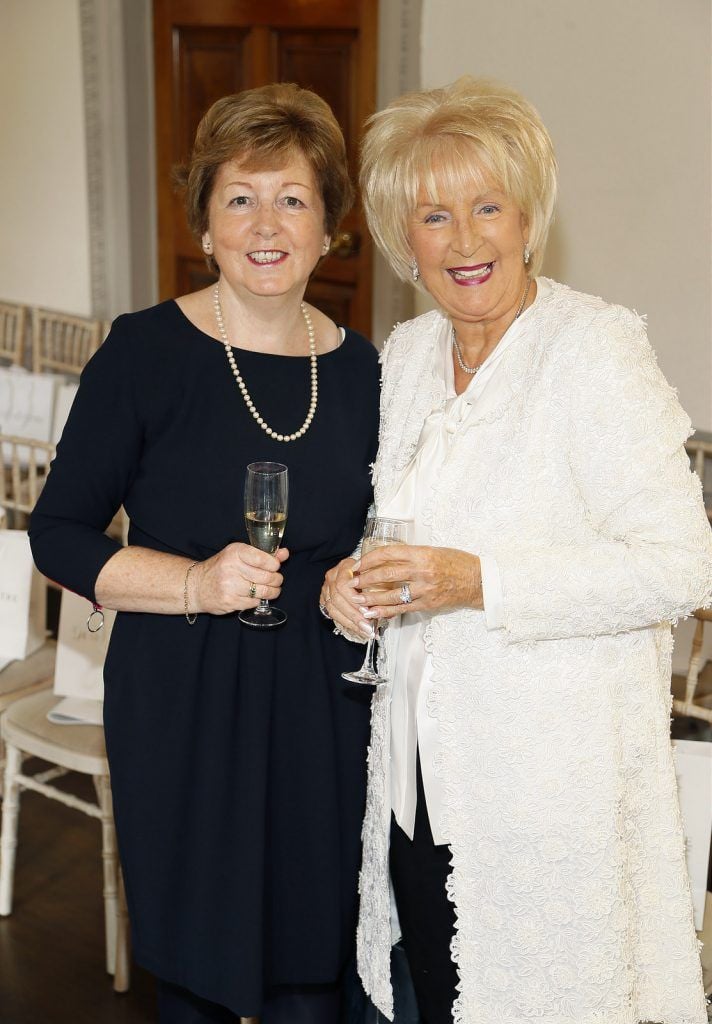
[249,582,257,599]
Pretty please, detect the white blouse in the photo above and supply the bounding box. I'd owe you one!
[381,279,548,844]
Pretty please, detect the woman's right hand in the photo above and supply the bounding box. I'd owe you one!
[193,543,289,614]
[320,557,371,639]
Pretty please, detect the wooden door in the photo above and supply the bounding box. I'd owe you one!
[153,0,378,336]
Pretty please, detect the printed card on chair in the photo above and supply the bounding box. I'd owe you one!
[0,367,60,465]
[0,529,47,661]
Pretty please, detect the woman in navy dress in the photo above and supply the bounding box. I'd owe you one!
[30,84,379,1024]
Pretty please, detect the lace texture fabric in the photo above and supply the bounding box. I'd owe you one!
[357,279,712,1023]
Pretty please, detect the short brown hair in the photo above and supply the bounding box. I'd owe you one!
[177,83,353,271]
[361,77,558,281]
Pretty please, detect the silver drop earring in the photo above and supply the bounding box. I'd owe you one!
[410,259,420,282]
[523,245,531,265]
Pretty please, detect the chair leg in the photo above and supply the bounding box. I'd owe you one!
[0,742,23,915]
[94,774,119,975]
[684,616,707,705]
[113,867,131,993]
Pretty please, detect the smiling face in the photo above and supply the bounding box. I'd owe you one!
[408,165,530,343]
[204,152,330,302]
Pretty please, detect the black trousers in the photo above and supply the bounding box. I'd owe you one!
[389,757,458,1024]
[158,979,342,1024]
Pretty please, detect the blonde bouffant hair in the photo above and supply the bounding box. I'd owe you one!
[360,77,558,281]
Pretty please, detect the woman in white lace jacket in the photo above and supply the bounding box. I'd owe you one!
[321,77,712,1024]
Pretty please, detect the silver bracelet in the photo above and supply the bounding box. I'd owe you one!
[184,561,199,625]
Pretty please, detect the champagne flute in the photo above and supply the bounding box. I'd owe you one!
[342,516,410,685]
[239,462,288,629]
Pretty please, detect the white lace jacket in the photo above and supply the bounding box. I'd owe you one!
[357,279,712,1024]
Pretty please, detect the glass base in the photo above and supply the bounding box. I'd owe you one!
[341,667,388,686]
[238,605,287,629]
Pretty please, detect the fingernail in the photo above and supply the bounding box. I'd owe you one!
[360,621,374,637]
[358,606,369,615]
[363,610,378,619]
[352,575,360,587]
[352,561,361,573]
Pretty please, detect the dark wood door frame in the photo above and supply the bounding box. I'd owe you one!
[153,0,378,336]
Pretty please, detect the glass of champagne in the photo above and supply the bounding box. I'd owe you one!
[342,516,410,686]
[239,462,288,629]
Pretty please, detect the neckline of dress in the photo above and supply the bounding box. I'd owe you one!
[445,276,549,400]
[170,299,348,361]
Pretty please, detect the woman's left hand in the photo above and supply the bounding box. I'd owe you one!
[353,544,483,621]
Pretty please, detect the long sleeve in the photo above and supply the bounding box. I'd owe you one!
[495,310,712,642]
[29,317,142,602]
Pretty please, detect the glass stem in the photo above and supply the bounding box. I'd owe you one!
[364,627,379,674]
[255,598,271,615]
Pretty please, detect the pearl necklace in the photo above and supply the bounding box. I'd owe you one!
[213,284,318,443]
[452,277,531,376]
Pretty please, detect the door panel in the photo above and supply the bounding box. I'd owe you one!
[153,0,377,336]
[175,28,251,160]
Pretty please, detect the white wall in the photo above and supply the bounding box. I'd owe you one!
[417,0,712,432]
[0,0,92,315]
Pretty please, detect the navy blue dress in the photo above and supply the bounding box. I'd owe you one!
[29,300,380,1017]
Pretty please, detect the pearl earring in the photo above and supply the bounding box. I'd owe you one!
[523,245,531,265]
[203,240,213,254]
[410,259,420,282]
[322,240,330,255]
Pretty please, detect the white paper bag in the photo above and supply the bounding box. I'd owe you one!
[0,529,46,660]
[672,738,712,930]
[51,382,78,446]
[52,590,116,704]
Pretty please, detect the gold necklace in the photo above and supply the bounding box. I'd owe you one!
[213,284,318,443]
[452,277,531,376]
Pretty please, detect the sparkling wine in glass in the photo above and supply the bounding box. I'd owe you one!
[342,516,410,686]
[239,462,288,629]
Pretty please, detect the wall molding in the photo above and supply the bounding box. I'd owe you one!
[78,0,107,319]
[79,0,135,321]
[371,0,421,345]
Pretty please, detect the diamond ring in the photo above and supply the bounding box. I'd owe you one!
[399,583,413,605]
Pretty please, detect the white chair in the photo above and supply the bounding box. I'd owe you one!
[30,307,102,376]
[0,437,131,990]
[0,688,130,991]
[673,609,712,726]
[0,642,57,782]
[0,433,55,531]
[672,441,712,724]
[0,301,28,367]
[0,434,58,778]
[686,438,712,522]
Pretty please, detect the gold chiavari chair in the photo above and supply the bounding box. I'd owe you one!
[0,433,55,531]
[672,440,712,725]
[0,301,28,367]
[31,307,102,376]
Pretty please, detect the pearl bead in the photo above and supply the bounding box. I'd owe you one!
[214,285,317,442]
